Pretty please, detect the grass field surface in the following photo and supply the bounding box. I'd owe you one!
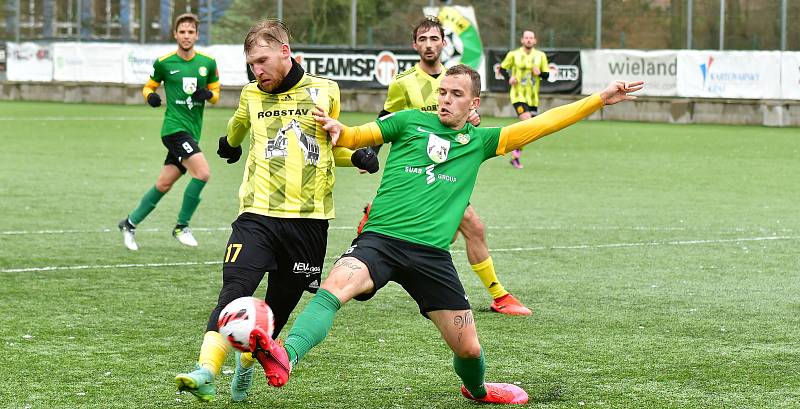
[0,101,798,408]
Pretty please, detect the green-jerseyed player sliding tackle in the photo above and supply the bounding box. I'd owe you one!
[245,65,643,403]
[118,13,219,250]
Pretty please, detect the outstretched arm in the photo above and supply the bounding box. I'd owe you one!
[497,80,643,154]
[312,107,384,149]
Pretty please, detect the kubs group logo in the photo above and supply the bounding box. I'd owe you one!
[374,51,398,86]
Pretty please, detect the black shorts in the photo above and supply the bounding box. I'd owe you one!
[342,232,471,317]
[162,131,201,174]
[208,212,329,336]
[513,102,538,116]
[223,212,328,293]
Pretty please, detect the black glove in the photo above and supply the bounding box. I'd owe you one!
[217,136,242,164]
[351,147,379,174]
[146,92,161,107]
[192,87,213,101]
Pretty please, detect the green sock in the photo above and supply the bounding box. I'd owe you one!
[454,350,487,398]
[177,178,206,226]
[129,185,166,225]
[284,289,341,366]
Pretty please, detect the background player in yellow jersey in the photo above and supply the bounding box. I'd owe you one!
[499,30,549,169]
[365,17,531,316]
[117,13,219,250]
[174,19,377,403]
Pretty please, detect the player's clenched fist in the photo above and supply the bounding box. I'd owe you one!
[217,135,242,164]
[146,92,162,108]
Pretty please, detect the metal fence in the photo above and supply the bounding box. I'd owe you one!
[1,0,797,50]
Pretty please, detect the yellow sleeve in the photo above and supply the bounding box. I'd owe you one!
[540,52,549,72]
[497,94,604,155]
[383,80,406,113]
[207,81,221,104]
[142,79,159,101]
[226,87,251,147]
[332,147,355,167]
[500,51,515,70]
[336,122,385,150]
[329,82,341,120]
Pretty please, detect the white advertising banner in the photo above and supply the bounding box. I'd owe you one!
[677,50,782,99]
[6,42,53,81]
[122,44,176,84]
[206,44,248,86]
[581,49,677,96]
[780,52,800,100]
[53,42,124,83]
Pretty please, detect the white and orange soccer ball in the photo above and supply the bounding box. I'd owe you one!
[217,296,274,352]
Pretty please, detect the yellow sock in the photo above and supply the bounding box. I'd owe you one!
[239,351,255,369]
[198,331,231,375]
[471,257,508,300]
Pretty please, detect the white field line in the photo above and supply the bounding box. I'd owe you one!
[0,226,353,235]
[1,235,797,274]
[0,116,158,121]
[0,225,792,236]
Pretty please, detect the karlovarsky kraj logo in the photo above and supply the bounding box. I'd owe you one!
[698,55,760,93]
[700,56,714,87]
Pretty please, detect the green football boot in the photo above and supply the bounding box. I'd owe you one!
[175,364,215,402]
[230,352,255,402]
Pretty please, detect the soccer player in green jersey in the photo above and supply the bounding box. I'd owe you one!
[173,19,377,403]
[363,17,532,316]
[117,13,220,250]
[250,66,643,403]
[499,30,550,169]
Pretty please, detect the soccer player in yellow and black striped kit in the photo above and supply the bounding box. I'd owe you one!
[174,19,377,403]
[499,30,550,169]
[363,17,531,316]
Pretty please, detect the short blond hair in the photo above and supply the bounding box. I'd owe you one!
[445,64,481,97]
[244,19,291,53]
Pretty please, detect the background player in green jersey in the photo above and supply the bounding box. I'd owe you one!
[117,13,220,251]
[251,66,643,404]
[500,30,549,169]
[364,17,532,316]
[173,19,377,403]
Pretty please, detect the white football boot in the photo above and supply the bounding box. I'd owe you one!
[173,225,198,247]
[117,219,139,251]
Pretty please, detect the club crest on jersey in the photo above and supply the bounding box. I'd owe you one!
[198,66,208,77]
[427,133,450,163]
[456,133,470,145]
[306,88,320,103]
[183,77,198,94]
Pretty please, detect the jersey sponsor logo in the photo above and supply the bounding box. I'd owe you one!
[374,51,398,86]
[266,124,290,159]
[309,279,320,289]
[257,108,309,119]
[198,66,208,77]
[293,261,321,275]
[306,88,320,104]
[406,165,458,185]
[420,104,438,112]
[175,96,195,110]
[266,119,320,165]
[426,133,450,163]
[169,69,180,74]
[182,77,197,94]
[425,164,436,184]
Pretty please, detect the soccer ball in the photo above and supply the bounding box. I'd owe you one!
[217,296,274,352]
